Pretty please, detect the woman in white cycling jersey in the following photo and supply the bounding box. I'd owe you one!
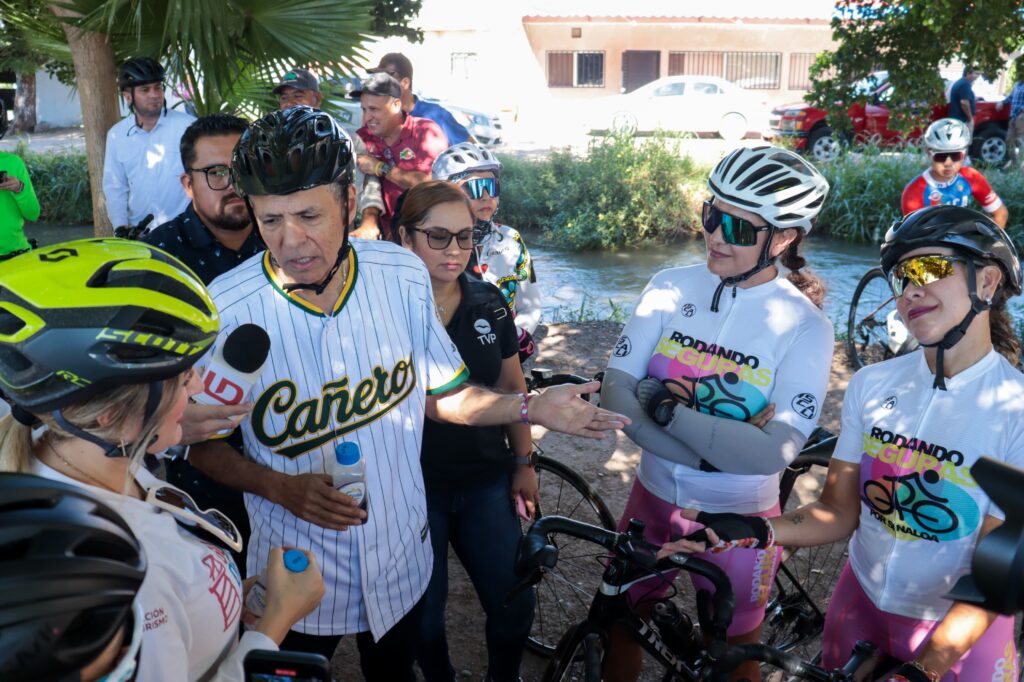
[432,142,542,360]
[601,145,835,682]
[663,205,1023,682]
[0,239,325,682]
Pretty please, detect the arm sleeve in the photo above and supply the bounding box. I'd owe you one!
[600,368,702,469]
[103,128,130,227]
[963,167,1003,213]
[351,135,384,212]
[511,234,541,335]
[8,157,39,221]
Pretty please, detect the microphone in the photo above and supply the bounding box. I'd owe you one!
[192,324,271,436]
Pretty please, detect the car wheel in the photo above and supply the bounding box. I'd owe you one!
[807,126,840,163]
[611,111,637,134]
[718,112,748,142]
[970,126,1008,166]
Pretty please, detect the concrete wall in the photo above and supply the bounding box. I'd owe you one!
[521,18,835,106]
[35,70,82,129]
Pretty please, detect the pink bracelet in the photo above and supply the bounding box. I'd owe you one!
[520,392,532,424]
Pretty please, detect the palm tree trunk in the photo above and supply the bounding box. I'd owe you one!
[12,72,36,133]
[49,4,120,235]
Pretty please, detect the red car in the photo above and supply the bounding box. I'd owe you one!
[770,73,1010,164]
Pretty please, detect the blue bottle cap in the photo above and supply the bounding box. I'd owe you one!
[334,441,361,466]
[283,549,309,573]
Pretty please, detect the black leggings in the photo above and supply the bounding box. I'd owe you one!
[280,598,424,682]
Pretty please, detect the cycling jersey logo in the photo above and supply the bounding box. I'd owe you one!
[791,393,817,419]
[882,395,897,409]
[681,303,696,317]
[614,335,632,357]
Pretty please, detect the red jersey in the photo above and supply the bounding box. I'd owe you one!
[901,167,1002,216]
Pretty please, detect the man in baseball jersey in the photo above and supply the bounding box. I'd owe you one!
[187,106,626,679]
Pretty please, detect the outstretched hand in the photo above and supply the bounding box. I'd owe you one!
[530,381,630,439]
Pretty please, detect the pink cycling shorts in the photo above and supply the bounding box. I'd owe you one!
[616,479,782,636]
[822,562,1018,681]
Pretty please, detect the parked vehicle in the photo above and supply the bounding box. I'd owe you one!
[585,75,769,141]
[770,72,1010,164]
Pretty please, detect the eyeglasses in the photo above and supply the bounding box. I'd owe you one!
[701,200,771,247]
[145,485,243,553]
[187,164,233,191]
[461,177,500,200]
[406,226,474,250]
[931,151,965,163]
[888,254,967,296]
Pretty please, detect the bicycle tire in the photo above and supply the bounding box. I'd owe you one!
[762,451,847,664]
[524,455,617,657]
[541,623,607,682]
[846,268,908,370]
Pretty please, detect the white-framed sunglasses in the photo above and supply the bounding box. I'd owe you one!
[145,484,242,553]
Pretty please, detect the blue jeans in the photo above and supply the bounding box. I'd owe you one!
[417,474,534,682]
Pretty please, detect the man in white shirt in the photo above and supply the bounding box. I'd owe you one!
[102,57,195,234]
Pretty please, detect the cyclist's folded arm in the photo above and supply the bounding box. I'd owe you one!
[601,368,702,469]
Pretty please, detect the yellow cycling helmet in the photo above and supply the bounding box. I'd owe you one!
[0,239,219,414]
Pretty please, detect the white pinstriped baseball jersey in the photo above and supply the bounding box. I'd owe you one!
[205,238,468,639]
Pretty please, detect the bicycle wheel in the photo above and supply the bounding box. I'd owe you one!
[761,452,847,664]
[845,268,916,369]
[541,623,606,682]
[525,455,616,656]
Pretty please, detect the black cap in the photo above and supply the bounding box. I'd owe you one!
[349,72,403,100]
[368,52,414,81]
[272,68,320,95]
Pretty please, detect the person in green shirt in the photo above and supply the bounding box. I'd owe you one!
[0,101,40,258]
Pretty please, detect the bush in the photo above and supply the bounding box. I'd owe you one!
[14,142,92,225]
[499,131,709,249]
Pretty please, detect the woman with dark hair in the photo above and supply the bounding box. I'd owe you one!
[396,180,536,682]
[662,205,1024,682]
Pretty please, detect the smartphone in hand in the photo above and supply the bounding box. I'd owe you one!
[0,171,8,184]
[244,650,330,682]
[515,494,534,522]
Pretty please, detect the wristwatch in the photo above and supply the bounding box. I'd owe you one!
[514,450,540,468]
[378,162,394,177]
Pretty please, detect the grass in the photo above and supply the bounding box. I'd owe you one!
[11,141,92,225]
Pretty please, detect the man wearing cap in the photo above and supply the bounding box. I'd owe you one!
[368,53,471,146]
[351,73,448,237]
[273,67,386,240]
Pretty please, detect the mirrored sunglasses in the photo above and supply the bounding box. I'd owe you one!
[407,226,474,250]
[146,485,243,553]
[701,199,771,247]
[931,151,965,163]
[461,177,500,200]
[888,254,966,297]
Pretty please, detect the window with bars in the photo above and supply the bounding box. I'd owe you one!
[789,53,817,90]
[668,51,781,89]
[450,52,478,80]
[547,51,605,88]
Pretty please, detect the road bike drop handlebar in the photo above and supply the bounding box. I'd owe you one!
[513,515,877,682]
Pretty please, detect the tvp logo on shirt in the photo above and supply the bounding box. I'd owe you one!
[474,318,496,345]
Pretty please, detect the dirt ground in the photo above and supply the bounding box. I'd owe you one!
[329,321,854,681]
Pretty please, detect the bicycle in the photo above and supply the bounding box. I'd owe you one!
[512,514,879,681]
[845,268,918,370]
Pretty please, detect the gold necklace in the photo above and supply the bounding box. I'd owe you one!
[434,285,460,322]
[45,439,122,495]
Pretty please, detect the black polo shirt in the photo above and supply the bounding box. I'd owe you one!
[142,204,264,284]
[421,273,519,490]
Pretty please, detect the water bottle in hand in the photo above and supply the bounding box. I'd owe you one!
[332,442,368,513]
[244,548,310,629]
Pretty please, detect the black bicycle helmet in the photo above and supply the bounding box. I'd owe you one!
[0,473,146,680]
[0,238,219,414]
[880,205,1022,389]
[117,57,165,91]
[232,105,355,197]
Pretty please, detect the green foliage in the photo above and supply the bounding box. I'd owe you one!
[13,143,91,224]
[808,0,1024,135]
[499,130,709,249]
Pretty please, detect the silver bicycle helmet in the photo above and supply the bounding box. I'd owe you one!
[923,118,971,152]
[708,145,829,234]
[431,142,502,182]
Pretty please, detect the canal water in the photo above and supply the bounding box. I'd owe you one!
[29,224,1021,329]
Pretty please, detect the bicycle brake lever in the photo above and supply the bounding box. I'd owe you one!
[503,571,542,607]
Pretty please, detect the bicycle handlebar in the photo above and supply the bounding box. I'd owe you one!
[515,515,736,639]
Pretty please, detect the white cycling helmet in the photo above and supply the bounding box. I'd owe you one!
[924,118,971,152]
[708,145,829,234]
[431,142,502,181]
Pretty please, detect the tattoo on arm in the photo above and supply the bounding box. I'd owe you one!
[789,513,805,525]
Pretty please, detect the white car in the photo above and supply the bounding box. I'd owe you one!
[586,75,769,141]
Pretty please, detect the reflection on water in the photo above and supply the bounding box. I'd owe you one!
[32,224,1020,326]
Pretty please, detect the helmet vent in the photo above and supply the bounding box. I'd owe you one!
[0,309,27,337]
[90,267,213,318]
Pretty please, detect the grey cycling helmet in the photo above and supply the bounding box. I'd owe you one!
[708,145,829,234]
[924,118,971,152]
[432,142,502,182]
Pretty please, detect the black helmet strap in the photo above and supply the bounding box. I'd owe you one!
[710,226,778,312]
[50,381,165,458]
[919,259,989,390]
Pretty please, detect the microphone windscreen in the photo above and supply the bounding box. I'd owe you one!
[221,324,272,373]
